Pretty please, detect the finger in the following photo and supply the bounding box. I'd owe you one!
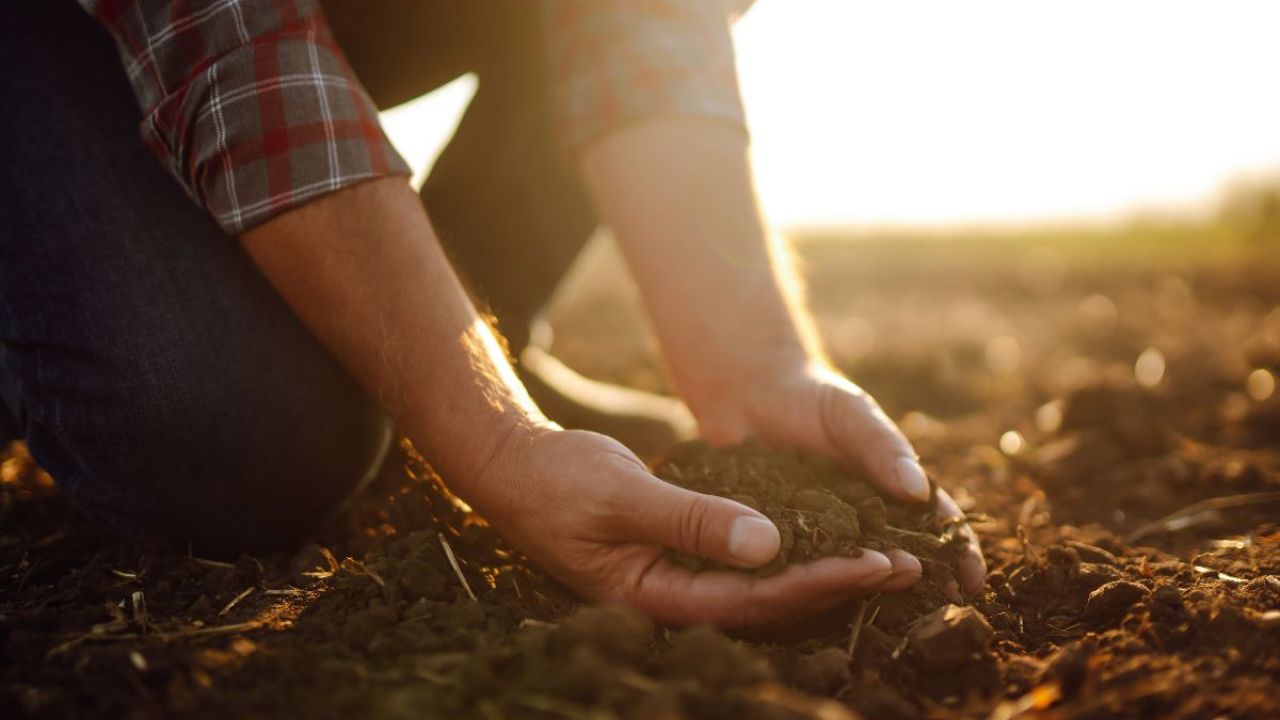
[632,550,895,628]
[936,487,986,595]
[606,468,781,568]
[876,548,924,593]
[819,379,931,503]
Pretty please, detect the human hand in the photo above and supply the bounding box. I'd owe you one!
[456,425,923,628]
[693,361,987,597]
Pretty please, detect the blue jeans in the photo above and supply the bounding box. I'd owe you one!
[0,1,395,555]
[0,1,597,554]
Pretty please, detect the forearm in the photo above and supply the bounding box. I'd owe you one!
[242,177,547,489]
[581,118,822,429]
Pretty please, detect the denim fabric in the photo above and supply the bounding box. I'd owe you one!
[0,0,599,554]
[0,1,391,555]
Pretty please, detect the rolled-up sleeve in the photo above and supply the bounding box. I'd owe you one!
[79,0,410,235]
[543,0,754,154]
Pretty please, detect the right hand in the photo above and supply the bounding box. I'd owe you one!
[453,425,923,628]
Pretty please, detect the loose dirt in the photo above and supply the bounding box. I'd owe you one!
[4,245,1280,719]
[656,440,968,584]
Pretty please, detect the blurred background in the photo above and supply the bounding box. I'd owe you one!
[382,0,1280,230]
[377,0,1280,477]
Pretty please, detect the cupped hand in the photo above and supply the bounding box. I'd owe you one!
[456,426,922,628]
[696,362,987,596]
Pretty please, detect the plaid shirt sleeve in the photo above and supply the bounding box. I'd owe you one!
[543,0,755,154]
[78,0,410,236]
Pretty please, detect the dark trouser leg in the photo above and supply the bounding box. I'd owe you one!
[326,0,599,354]
[0,1,391,555]
[0,373,17,445]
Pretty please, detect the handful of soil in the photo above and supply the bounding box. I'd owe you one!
[654,440,967,578]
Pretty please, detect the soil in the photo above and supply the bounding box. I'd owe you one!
[656,440,968,590]
[4,239,1280,719]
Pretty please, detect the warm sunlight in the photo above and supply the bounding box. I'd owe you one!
[733,0,1280,227]
[381,1,1280,228]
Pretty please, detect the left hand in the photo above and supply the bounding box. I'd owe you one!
[694,361,988,596]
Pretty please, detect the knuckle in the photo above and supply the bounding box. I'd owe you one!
[587,476,632,522]
[671,494,714,556]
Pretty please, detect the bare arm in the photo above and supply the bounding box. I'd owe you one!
[241,176,910,625]
[581,119,815,440]
[582,118,987,594]
[242,177,541,486]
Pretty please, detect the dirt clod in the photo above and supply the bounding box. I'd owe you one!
[906,604,995,669]
[790,647,852,695]
[1082,580,1150,622]
[654,440,965,588]
[664,625,773,690]
[6,251,1280,719]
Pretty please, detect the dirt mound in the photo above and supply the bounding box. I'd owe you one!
[652,441,973,636]
[655,441,967,585]
[1029,383,1280,546]
[6,257,1280,719]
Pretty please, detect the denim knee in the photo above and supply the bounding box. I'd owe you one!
[0,0,393,555]
[32,351,392,556]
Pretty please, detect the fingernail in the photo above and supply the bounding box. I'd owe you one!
[945,579,963,603]
[894,456,931,502]
[885,549,923,577]
[728,516,781,567]
[855,550,894,586]
[960,556,987,595]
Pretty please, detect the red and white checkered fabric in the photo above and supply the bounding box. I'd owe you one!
[80,0,749,235]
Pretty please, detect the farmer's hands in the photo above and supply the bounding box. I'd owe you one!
[694,359,987,596]
[455,425,923,628]
[579,117,985,598]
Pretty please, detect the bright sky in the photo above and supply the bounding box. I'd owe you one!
[381,0,1280,228]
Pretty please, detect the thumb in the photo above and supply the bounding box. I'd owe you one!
[613,471,781,568]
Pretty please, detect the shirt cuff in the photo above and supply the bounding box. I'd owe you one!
[545,0,749,155]
[139,26,410,235]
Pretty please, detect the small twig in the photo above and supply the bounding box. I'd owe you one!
[439,532,477,602]
[47,619,266,658]
[846,599,870,658]
[889,633,911,661]
[1124,491,1280,544]
[1017,525,1042,566]
[131,591,150,633]
[1193,565,1249,584]
[218,587,255,616]
[263,587,303,596]
[1017,491,1045,530]
[192,557,236,570]
[343,558,385,589]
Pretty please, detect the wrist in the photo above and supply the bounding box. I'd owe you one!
[405,401,557,504]
[683,345,825,445]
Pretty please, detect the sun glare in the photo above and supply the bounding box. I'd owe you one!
[733,0,1280,227]
[380,1,1280,228]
